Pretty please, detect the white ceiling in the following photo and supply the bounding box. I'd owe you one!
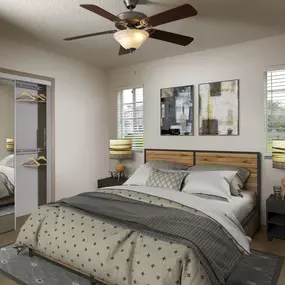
[0,0,285,69]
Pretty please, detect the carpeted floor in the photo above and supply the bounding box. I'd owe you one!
[0,244,283,285]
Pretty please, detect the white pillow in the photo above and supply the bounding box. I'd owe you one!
[123,164,152,186]
[182,171,237,201]
[0,154,14,168]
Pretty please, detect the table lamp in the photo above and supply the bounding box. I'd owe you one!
[272,139,285,200]
[6,139,14,152]
[110,139,132,181]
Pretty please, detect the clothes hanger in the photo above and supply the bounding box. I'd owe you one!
[16,92,36,102]
[20,157,40,167]
[37,156,47,161]
[37,94,47,102]
[16,92,46,103]
[37,156,47,165]
[32,94,46,102]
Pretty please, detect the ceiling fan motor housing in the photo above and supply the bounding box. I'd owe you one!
[124,0,139,10]
[116,11,147,29]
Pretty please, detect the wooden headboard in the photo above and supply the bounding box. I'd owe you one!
[144,149,261,196]
[145,150,194,166]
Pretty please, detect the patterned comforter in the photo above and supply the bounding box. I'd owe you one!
[15,187,250,285]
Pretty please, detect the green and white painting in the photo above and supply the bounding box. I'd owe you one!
[199,80,239,136]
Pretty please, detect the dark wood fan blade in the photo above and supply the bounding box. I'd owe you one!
[142,4,197,27]
[148,29,194,46]
[80,4,122,22]
[64,30,117,41]
[119,45,131,56]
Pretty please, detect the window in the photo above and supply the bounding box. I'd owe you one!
[117,87,143,151]
[265,69,285,153]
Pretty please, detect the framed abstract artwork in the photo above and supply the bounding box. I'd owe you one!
[160,85,194,136]
[199,79,239,136]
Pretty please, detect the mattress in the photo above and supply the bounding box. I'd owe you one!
[194,191,256,224]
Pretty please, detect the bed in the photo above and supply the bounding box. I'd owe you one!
[145,149,261,238]
[15,149,261,285]
[0,164,15,207]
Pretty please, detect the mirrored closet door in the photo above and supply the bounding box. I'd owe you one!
[0,78,15,234]
[0,72,52,235]
[15,80,48,217]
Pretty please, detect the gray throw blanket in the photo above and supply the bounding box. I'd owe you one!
[0,172,14,199]
[58,192,242,285]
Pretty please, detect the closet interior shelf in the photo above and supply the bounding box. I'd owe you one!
[16,148,45,155]
[16,92,46,103]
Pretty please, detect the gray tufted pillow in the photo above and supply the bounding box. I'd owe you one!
[146,168,186,191]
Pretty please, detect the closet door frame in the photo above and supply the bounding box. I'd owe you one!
[0,68,55,208]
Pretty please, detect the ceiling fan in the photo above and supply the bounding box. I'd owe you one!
[64,0,198,56]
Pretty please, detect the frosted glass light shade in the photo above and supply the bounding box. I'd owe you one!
[114,29,149,50]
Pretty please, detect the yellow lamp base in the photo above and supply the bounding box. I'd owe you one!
[115,163,125,182]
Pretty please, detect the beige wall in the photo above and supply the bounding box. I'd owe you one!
[108,34,285,224]
[0,37,109,215]
[0,80,14,160]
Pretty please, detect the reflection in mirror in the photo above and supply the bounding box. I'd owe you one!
[0,78,15,234]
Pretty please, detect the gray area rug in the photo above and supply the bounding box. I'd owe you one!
[0,245,283,285]
[227,249,284,285]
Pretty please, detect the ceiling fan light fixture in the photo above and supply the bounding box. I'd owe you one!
[114,29,149,50]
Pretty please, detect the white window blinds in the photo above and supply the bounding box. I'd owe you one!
[265,69,285,152]
[117,87,143,150]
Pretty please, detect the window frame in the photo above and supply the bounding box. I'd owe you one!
[117,85,144,152]
[264,65,285,157]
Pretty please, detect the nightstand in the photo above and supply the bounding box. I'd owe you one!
[98,177,128,189]
[266,194,285,241]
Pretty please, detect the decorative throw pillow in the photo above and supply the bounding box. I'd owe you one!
[146,168,186,191]
[182,171,237,201]
[191,164,250,196]
[123,164,152,186]
[146,160,190,171]
[0,154,14,168]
